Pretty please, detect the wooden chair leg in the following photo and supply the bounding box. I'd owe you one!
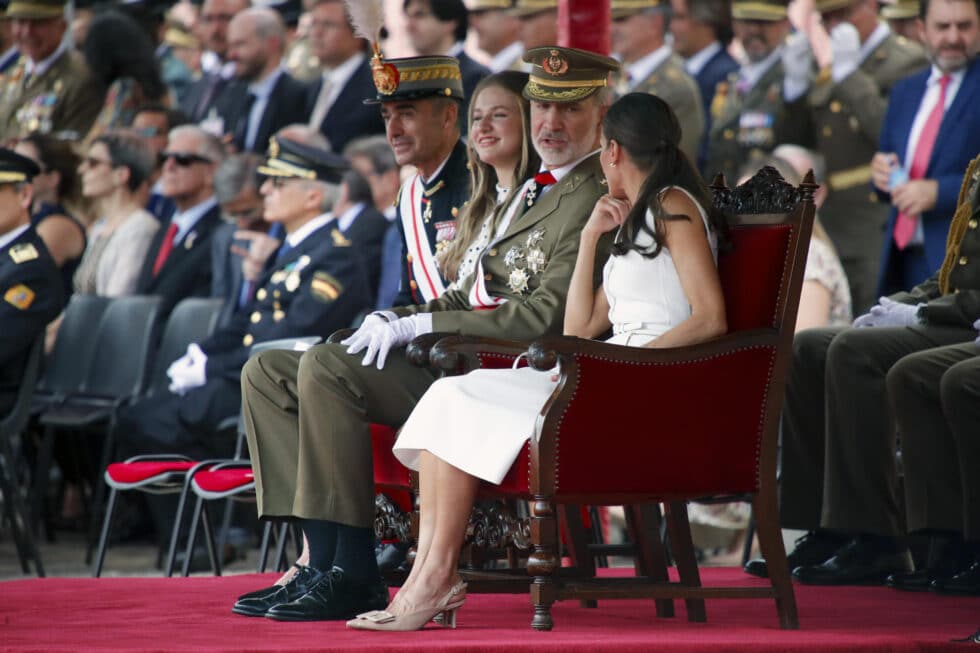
[752,493,798,629]
[529,496,558,631]
[626,503,674,618]
[663,501,707,623]
[559,504,597,608]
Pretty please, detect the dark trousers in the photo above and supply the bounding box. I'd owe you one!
[780,325,974,537]
[887,341,980,540]
[878,243,932,302]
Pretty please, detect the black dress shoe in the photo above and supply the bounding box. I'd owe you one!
[232,565,322,617]
[793,537,913,585]
[931,561,980,595]
[885,568,951,591]
[744,530,847,579]
[264,566,389,621]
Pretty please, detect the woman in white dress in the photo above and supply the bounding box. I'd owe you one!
[439,71,541,289]
[349,93,728,631]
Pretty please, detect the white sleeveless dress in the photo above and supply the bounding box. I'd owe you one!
[392,188,718,484]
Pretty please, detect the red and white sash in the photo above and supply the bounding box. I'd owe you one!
[399,174,446,303]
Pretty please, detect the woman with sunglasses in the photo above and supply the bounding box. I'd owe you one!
[348,93,728,631]
[72,130,160,297]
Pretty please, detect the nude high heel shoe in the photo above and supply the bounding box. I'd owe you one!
[346,581,467,631]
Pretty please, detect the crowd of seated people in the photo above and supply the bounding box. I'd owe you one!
[0,3,979,643]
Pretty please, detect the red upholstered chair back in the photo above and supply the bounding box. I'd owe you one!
[719,224,793,333]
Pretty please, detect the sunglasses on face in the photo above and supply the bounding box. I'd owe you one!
[160,151,212,167]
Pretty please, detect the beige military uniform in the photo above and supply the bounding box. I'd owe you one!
[706,59,787,186]
[784,32,926,313]
[630,57,704,166]
[0,48,105,143]
[243,155,611,527]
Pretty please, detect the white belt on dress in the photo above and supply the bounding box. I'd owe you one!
[613,321,661,335]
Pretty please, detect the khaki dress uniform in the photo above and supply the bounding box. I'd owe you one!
[241,46,617,529]
[780,157,980,540]
[630,58,704,166]
[784,27,926,314]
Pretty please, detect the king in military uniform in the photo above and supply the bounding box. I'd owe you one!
[0,0,104,142]
[115,136,372,466]
[232,45,617,622]
[0,148,63,414]
[705,0,792,185]
[609,0,704,164]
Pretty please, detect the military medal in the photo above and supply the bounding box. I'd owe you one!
[525,183,538,208]
[184,231,197,250]
[504,246,524,268]
[508,268,530,294]
[271,271,286,284]
[285,273,300,292]
[422,197,433,222]
[526,248,546,274]
[526,229,544,248]
[273,310,285,322]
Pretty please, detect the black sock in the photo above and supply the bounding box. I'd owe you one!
[333,523,381,583]
[301,519,337,570]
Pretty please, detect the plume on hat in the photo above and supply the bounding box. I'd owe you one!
[345,0,384,53]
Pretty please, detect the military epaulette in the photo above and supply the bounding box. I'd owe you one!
[331,228,352,247]
[9,242,38,264]
[311,271,343,302]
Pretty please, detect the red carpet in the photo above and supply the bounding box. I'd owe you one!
[1,568,977,652]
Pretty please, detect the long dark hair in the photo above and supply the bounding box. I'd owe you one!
[20,132,82,205]
[83,10,168,101]
[603,92,725,259]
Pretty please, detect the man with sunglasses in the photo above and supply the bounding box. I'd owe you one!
[115,135,373,545]
[135,125,226,318]
[0,148,63,415]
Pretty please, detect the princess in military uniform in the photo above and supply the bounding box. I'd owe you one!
[349,93,728,631]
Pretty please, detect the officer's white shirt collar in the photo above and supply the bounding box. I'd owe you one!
[420,149,452,184]
[738,46,782,91]
[24,41,67,78]
[626,44,673,89]
[323,51,364,88]
[285,212,334,248]
[447,42,466,58]
[383,204,397,221]
[858,22,891,65]
[490,41,524,72]
[541,148,601,187]
[336,202,365,232]
[0,224,30,251]
[171,197,217,244]
[683,41,722,76]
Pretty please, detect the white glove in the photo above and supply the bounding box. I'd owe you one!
[341,310,397,358]
[973,318,980,346]
[852,297,923,328]
[167,343,208,394]
[829,23,861,83]
[782,31,813,101]
[342,312,432,370]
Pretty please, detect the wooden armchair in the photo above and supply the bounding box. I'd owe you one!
[425,167,815,630]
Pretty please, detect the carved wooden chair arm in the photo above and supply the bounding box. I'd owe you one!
[326,328,354,344]
[405,332,456,367]
[429,335,532,374]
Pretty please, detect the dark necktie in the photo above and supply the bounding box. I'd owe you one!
[234,92,258,150]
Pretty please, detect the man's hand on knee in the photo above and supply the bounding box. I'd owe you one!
[342,312,432,369]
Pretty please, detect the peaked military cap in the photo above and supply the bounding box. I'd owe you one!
[509,0,556,17]
[610,0,667,20]
[258,137,349,183]
[5,0,64,19]
[364,55,465,104]
[880,0,918,19]
[732,0,788,21]
[522,46,620,103]
[467,0,514,10]
[815,0,856,13]
[0,148,40,184]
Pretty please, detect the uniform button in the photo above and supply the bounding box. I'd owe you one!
[960,256,968,265]
[243,334,254,346]
[409,280,418,289]
[830,101,842,113]
[868,193,878,202]
[256,288,267,301]
[274,290,281,298]
[484,273,492,281]
[970,219,978,229]
[822,126,832,137]
[489,248,497,256]
[723,129,734,140]
[251,311,261,323]
[406,254,414,264]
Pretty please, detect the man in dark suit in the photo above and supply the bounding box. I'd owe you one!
[0,148,63,415]
[215,7,308,153]
[304,0,385,153]
[117,136,371,462]
[135,126,226,318]
[669,0,739,171]
[330,168,388,305]
[403,0,490,112]
[178,0,249,123]
[871,0,980,298]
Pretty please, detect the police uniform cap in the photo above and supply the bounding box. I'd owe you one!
[5,0,65,20]
[508,0,556,17]
[364,55,465,105]
[732,0,788,21]
[258,137,349,184]
[880,0,919,19]
[610,0,667,20]
[467,0,514,11]
[522,46,620,103]
[0,148,40,184]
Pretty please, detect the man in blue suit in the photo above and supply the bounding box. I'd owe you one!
[872,0,980,297]
[304,0,385,153]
